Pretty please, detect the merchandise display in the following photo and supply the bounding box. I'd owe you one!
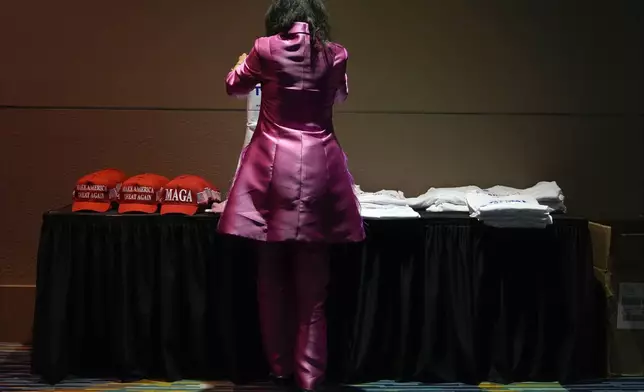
[160,174,221,216]
[70,166,566,227]
[71,168,126,212]
[33,208,605,384]
[48,171,595,383]
[117,173,170,214]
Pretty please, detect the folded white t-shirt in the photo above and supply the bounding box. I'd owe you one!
[487,181,564,203]
[356,189,408,206]
[483,215,553,229]
[407,185,481,209]
[427,202,469,213]
[467,192,551,217]
[359,203,420,219]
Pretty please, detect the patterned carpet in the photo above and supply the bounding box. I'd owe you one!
[2,343,643,391]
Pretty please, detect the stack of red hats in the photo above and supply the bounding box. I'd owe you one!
[71,169,221,215]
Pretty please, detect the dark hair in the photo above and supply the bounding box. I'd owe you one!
[265,0,331,43]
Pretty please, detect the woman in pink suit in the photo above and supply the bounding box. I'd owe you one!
[217,0,364,390]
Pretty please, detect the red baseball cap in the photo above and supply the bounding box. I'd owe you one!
[118,173,170,214]
[72,168,126,212]
[160,175,221,216]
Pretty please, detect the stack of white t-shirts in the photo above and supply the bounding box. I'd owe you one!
[354,185,420,218]
[466,191,553,228]
[405,185,481,212]
[486,181,566,212]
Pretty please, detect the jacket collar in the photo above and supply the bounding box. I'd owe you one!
[288,22,310,35]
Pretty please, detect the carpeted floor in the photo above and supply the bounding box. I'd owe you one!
[2,343,642,391]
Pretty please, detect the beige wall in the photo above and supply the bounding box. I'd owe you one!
[1,0,642,342]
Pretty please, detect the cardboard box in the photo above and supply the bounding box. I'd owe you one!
[590,220,644,375]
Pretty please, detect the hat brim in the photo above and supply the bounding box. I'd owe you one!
[118,203,159,214]
[160,204,198,216]
[72,201,111,213]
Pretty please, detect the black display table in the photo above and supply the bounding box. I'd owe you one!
[32,207,605,385]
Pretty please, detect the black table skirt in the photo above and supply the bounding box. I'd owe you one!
[31,207,606,385]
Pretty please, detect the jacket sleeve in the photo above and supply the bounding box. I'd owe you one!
[225,38,263,96]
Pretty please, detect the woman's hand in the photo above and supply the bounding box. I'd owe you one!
[231,53,247,71]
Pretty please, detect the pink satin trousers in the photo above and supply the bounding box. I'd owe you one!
[257,242,329,390]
